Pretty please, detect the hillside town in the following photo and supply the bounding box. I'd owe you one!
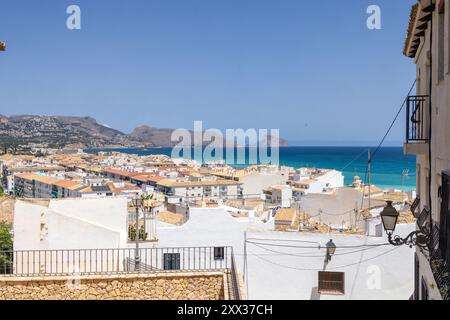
[2,0,450,303]
[0,148,417,300]
[0,149,412,233]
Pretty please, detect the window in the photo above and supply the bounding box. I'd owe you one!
[214,247,225,260]
[318,271,345,295]
[163,253,180,270]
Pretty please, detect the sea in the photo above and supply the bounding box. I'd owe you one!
[84,146,416,191]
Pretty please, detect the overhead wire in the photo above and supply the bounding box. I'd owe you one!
[247,246,402,272]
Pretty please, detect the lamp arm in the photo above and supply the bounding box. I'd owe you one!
[387,224,431,249]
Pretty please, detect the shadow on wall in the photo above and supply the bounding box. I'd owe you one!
[310,287,321,300]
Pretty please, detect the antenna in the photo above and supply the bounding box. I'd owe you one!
[402,169,410,203]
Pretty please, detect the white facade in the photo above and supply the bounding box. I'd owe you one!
[153,207,414,300]
[14,197,129,251]
[288,169,344,195]
[238,173,288,196]
[315,170,345,190]
[403,0,450,300]
[264,186,293,207]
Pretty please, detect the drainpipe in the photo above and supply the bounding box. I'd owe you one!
[428,5,433,253]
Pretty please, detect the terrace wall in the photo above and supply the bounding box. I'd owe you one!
[0,271,226,300]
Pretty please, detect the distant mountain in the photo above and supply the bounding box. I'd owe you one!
[0,115,129,148]
[0,115,288,149]
[128,125,178,147]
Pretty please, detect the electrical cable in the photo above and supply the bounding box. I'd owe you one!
[247,246,402,271]
[245,239,390,249]
[248,241,385,258]
[371,79,417,160]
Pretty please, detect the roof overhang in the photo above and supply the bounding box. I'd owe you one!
[403,0,437,58]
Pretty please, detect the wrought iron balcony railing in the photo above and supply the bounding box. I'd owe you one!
[406,95,429,143]
[0,246,243,300]
[0,246,236,276]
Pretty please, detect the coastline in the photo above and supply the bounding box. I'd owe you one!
[83,146,416,191]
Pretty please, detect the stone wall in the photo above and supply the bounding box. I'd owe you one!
[0,271,227,300]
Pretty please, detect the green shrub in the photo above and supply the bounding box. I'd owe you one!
[0,222,13,274]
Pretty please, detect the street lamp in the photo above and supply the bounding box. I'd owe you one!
[380,201,399,233]
[325,239,336,263]
[380,200,431,249]
[131,196,141,270]
[142,204,149,239]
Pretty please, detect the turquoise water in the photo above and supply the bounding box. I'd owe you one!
[84,146,416,190]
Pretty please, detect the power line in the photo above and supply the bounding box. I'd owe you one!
[247,246,402,271]
[358,79,417,213]
[245,238,319,244]
[321,149,368,182]
[371,79,417,160]
[245,239,390,249]
[318,208,355,217]
[248,241,385,258]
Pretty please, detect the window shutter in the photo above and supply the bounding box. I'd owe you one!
[318,271,345,295]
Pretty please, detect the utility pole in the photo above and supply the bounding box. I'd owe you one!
[402,169,409,204]
[243,231,248,297]
[132,196,140,271]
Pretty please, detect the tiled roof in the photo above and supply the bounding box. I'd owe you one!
[157,179,242,188]
[275,208,297,222]
[15,173,85,191]
[403,4,419,57]
[9,166,65,172]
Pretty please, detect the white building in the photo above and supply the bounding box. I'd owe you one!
[14,197,129,251]
[403,0,450,300]
[12,197,129,274]
[157,177,241,200]
[287,169,344,195]
[153,207,415,300]
[210,170,288,197]
[263,185,293,207]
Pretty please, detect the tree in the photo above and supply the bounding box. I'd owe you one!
[0,222,13,274]
[128,224,147,241]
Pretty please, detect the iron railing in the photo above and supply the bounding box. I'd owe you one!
[430,235,450,300]
[229,249,242,300]
[0,246,235,277]
[0,246,243,299]
[406,95,429,143]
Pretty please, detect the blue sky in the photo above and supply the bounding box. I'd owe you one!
[0,0,416,145]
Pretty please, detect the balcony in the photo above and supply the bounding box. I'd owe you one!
[404,95,429,155]
[429,226,450,300]
[0,246,244,300]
